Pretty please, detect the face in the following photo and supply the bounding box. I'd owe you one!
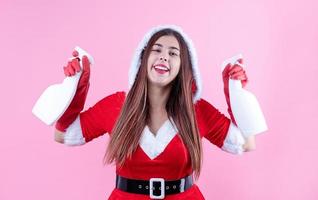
[147,35,181,88]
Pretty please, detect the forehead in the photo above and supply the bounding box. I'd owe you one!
[153,35,180,49]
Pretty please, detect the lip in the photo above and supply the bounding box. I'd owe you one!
[153,63,170,71]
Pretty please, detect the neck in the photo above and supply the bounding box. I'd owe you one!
[147,84,171,113]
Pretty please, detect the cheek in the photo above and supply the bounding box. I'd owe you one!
[172,59,181,73]
[147,55,156,69]
[171,63,181,77]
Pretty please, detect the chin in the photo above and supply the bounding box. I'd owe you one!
[153,81,169,87]
[148,79,172,88]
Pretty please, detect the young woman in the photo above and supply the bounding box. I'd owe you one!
[54,25,258,199]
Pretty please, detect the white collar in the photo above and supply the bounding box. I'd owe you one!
[139,118,178,160]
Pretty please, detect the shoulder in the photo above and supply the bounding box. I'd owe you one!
[97,90,126,107]
[102,90,126,101]
[194,98,219,137]
[194,98,218,115]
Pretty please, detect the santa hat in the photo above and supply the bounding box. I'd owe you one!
[128,25,202,103]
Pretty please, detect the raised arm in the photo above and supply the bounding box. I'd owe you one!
[54,129,65,144]
[243,135,256,151]
[222,58,260,153]
[53,50,90,144]
[54,91,126,146]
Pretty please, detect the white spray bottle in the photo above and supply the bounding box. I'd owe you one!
[221,54,268,137]
[32,46,94,125]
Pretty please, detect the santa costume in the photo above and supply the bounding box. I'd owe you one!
[59,25,262,199]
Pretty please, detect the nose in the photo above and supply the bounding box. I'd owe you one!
[160,57,167,62]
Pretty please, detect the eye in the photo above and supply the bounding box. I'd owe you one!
[151,49,161,53]
[169,52,179,56]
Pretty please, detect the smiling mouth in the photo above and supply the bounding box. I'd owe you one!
[153,64,170,74]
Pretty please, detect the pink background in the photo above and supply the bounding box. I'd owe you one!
[1,0,317,199]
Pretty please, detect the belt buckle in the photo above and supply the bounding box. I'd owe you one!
[149,178,165,199]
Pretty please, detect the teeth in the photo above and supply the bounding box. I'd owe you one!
[154,66,169,71]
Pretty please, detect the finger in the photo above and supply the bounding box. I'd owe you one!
[63,66,70,76]
[230,69,246,78]
[72,50,79,57]
[225,63,232,69]
[67,67,75,76]
[242,79,248,88]
[67,62,75,75]
[231,69,245,75]
[222,63,232,76]
[237,58,243,64]
[231,74,247,80]
[232,63,244,70]
[71,58,81,72]
[65,66,74,76]
[230,71,245,78]
[229,65,243,75]
[82,55,90,73]
[65,61,73,75]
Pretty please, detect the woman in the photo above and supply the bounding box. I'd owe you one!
[54,25,257,199]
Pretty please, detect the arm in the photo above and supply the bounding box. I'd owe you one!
[196,97,256,154]
[54,129,65,144]
[53,91,126,146]
[52,50,126,146]
[53,50,90,145]
[243,135,256,151]
[55,51,90,133]
[223,58,257,153]
[54,115,88,146]
[54,115,85,146]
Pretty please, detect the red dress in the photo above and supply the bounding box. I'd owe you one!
[79,91,230,199]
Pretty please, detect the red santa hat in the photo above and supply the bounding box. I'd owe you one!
[128,25,202,103]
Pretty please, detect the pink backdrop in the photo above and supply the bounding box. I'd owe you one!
[1,0,317,199]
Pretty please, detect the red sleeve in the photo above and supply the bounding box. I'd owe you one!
[79,91,126,143]
[195,98,231,148]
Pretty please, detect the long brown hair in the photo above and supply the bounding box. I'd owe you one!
[104,29,203,180]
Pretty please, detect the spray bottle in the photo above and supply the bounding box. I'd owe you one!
[32,46,94,125]
[222,54,268,137]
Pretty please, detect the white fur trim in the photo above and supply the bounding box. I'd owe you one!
[221,122,245,155]
[129,25,202,103]
[64,116,86,146]
[139,117,178,160]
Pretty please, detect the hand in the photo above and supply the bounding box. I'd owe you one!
[55,51,91,132]
[222,59,248,88]
[222,59,249,125]
[63,51,90,86]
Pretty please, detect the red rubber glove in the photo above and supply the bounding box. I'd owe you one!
[222,59,248,126]
[55,51,91,132]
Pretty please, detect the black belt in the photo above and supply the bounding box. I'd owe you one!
[115,174,193,199]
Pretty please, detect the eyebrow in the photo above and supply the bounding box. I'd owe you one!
[153,43,180,51]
